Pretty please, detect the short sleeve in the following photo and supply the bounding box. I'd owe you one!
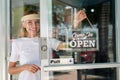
[9,41,20,62]
[49,38,61,51]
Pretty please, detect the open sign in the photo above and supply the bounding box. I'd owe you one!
[66,28,99,51]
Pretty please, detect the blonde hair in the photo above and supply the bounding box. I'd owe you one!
[18,25,27,38]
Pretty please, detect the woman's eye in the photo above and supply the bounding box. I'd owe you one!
[28,22,32,25]
[36,20,40,23]
[28,22,32,23]
[36,22,40,24]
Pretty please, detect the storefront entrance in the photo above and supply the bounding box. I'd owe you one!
[1,0,120,80]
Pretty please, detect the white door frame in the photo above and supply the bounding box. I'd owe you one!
[0,0,10,80]
[115,0,120,80]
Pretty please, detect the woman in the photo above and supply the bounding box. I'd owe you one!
[8,10,86,80]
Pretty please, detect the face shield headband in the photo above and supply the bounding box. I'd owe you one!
[21,14,40,22]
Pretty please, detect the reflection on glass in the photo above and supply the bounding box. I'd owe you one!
[52,0,116,80]
[51,67,115,80]
[10,0,116,80]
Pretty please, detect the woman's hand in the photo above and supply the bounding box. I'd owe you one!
[74,10,87,29]
[8,62,40,74]
[23,64,40,73]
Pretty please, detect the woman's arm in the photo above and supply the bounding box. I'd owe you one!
[8,62,40,74]
[57,42,66,50]
[8,62,24,74]
[57,10,87,50]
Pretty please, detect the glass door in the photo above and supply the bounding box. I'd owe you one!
[41,0,117,80]
[9,0,118,80]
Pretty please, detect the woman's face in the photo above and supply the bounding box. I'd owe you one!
[23,19,40,37]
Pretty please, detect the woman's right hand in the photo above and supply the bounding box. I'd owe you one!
[23,64,40,73]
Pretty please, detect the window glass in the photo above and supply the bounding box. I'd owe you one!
[51,0,116,80]
[52,0,115,65]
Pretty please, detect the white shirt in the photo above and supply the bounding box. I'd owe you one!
[9,37,61,80]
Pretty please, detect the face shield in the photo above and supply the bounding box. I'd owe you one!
[21,14,40,37]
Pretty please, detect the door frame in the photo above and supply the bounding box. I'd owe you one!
[0,0,120,80]
[0,0,10,80]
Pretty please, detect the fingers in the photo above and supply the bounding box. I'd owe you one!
[30,64,40,73]
[73,10,87,28]
[32,64,40,70]
[24,64,40,73]
[77,10,87,20]
[78,10,86,15]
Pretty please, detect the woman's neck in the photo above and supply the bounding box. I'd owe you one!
[27,33,37,38]
[26,32,40,38]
